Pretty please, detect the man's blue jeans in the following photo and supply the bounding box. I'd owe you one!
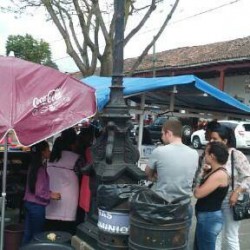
[195,210,223,250]
[22,201,46,245]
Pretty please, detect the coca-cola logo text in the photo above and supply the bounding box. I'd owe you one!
[32,88,70,116]
[33,89,62,108]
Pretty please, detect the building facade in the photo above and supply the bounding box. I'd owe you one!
[124,36,250,105]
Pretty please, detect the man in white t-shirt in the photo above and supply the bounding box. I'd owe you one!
[145,120,199,249]
[145,120,199,202]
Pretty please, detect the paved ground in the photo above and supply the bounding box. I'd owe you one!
[238,219,250,250]
[188,197,250,250]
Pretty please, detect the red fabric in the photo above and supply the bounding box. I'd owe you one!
[79,175,91,212]
[79,147,92,212]
[85,147,92,163]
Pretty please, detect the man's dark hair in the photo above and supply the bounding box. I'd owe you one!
[211,125,236,148]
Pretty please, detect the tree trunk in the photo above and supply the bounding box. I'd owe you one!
[100,44,113,76]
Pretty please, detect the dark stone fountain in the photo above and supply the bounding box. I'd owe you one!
[76,1,145,248]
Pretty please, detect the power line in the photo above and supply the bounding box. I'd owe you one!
[52,0,242,62]
[134,0,242,37]
[172,0,241,24]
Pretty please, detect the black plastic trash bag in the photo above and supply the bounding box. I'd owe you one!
[97,184,141,210]
[130,188,191,224]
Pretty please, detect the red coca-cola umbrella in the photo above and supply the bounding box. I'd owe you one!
[0,56,97,249]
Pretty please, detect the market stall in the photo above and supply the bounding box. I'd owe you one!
[0,56,97,250]
[82,75,250,164]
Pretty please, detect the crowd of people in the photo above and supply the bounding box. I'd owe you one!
[20,117,250,250]
[21,124,97,245]
[145,119,250,250]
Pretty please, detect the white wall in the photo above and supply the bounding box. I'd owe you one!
[224,75,250,105]
[204,75,250,105]
[203,77,219,88]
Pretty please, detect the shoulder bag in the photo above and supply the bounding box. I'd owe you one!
[231,150,250,221]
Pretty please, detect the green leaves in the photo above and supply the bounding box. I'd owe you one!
[6,33,58,69]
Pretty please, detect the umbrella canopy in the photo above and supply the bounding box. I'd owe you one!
[0,57,97,146]
[0,57,97,250]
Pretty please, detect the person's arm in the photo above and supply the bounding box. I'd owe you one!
[230,150,250,206]
[145,148,158,182]
[233,150,250,190]
[194,170,228,199]
[192,151,211,190]
[192,153,205,190]
[145,165,156,182]
[35,168,51,202]
[35,167,60,202]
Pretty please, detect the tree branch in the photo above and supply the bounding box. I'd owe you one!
[93,1,110,43]
[128,0,180,76]
[124,0,157,46]
[5,0,176,76]
[42,0,87,73]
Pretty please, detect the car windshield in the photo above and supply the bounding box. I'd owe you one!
[155,116,179,126]
[154,117,168,126]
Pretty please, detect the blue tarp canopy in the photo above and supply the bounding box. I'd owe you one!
[82,75,250,117]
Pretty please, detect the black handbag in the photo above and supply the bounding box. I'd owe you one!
[231,151,250,221]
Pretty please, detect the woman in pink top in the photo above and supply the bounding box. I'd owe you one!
[22,141,61,245]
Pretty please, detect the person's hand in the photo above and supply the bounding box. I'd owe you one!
[203,164,212,173]
[229,191,239,207]
[51,192,61,200]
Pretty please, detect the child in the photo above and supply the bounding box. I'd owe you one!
[22,140,61,245]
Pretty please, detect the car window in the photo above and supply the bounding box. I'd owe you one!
[154,118,164,126]
[219,122,228,127]
[156,116,179,126]
[219,121,237,130]
[155,117,168,126]
[160,118,168,125]
[168,117,179,121]
[228,123,237,130]
[243,124,250,131]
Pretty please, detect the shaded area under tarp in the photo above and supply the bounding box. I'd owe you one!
[82,75,250,117]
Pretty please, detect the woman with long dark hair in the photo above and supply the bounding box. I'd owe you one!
[22,141,61,245]
[210,125,250,250]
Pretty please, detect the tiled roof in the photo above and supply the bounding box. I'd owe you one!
[124,36,250,73]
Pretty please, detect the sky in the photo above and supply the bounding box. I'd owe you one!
[0,0,250,73]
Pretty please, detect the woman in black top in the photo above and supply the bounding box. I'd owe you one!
[194,141,229,250]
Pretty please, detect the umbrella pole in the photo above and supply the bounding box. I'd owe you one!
[138,93,145,156]
[0,134,8,250]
